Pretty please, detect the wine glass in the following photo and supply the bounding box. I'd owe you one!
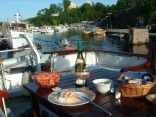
[75,68,90,89]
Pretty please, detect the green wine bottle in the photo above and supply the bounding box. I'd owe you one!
[75,42,86,72]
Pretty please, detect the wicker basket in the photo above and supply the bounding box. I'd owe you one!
[118,75,156,98]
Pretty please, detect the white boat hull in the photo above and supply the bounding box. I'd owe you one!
[41,29,54,33]
[45,52,147,76]
[0,51,147,96]
[2,31,33,49]
[0,34,148,97]
[0,34,50,96]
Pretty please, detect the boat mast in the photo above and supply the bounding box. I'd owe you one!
[14,12,21,30]
[14,12,21,23]
[8,17,12,32]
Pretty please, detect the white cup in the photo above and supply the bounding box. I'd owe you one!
[92,78,113,94]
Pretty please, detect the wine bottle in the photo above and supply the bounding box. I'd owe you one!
[75,43,87,87]
[75,42,86,72]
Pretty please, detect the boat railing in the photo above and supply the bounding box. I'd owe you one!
[3,58,29,71]
[121,42,156,74]
[43,49,148,72]
[0,58,6,90]
[1,37,24,40]
[43,49,148,58]
[0,47,31,53]
[19,34,41,72]
[0,37,36,68]
[0,35,41,72]
[0,34,41,92]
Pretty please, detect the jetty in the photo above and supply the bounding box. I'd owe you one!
[106,29,150,44]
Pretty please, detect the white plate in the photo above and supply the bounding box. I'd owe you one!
[48,88,96,106]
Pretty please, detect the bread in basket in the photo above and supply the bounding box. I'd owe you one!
[117,71,156,98]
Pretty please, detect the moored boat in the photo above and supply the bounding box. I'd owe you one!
[93,29,105,35]
[64,45,77,50]
[58,38,76,50]
[1,12,33,49]
[0,34,50,97]
[58,38,70,47]
[81,30,92,35]
[40,25,54,34]
[0,33,148,98]
[54,25,69,33]
[44,49,148,76]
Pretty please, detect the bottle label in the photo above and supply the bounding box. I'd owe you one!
[76,59,84,64]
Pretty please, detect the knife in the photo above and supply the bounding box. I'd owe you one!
[81,96,112,116]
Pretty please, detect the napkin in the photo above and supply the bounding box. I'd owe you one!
[117,71,154,84]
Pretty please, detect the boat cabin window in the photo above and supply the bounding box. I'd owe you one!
[5,26,16,32]
[10,26,16,30]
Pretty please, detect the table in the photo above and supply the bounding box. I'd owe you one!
[23,68,156,117]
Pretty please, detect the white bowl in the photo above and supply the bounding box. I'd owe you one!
[92,78,113,94]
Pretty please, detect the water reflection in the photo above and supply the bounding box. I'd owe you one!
[81,35,90,39]
[129,44,148,54]
[93,35,105,40]
[81,34,105,40]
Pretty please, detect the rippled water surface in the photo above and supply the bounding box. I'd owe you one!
[34,29,148,54]
[0,29,148,59]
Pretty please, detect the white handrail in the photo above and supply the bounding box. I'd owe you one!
[19,34,41,72]
[0,48,30,53]
[1,37,21,40]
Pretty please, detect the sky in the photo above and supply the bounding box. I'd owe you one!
[0,0,117,22]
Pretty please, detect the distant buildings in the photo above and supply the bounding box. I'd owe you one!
[86,0,93,6]
[68,0,92,9]
[68,2,77,9]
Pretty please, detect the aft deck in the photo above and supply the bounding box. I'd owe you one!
[5,95,59,117]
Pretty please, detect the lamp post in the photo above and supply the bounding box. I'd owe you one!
[105,16,108,29]
[102,18,106,29]
[107,13,112,29]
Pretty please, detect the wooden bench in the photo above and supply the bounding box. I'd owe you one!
[121,42,156,75]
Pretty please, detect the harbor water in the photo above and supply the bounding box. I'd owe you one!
[33,29,148,54]
[0,29,148,59]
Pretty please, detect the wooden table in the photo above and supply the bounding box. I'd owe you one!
[23,68,156,117]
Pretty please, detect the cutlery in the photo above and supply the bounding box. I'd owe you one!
[81,96,112,116]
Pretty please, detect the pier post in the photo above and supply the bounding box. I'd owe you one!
[129,29,149,44]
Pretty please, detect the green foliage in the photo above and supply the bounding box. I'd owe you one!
[150,24,156,33]
[28,0,156,27]
[52,20,57,25]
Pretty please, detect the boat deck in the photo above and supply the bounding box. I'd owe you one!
[5,95,59,117]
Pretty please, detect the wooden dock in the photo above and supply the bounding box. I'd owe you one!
[106,29,130,34]
[106,29,156,44]
[107,33,125,39]
[106,29,156,37]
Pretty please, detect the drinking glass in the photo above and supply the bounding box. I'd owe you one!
[75,68,90,89]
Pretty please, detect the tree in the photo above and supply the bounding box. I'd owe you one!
[63,0,71,22]
[49,4,59,14]
[116,0,127,13]
[27,0,156,27]
[52,20,57,25]
[135,16,144,27]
